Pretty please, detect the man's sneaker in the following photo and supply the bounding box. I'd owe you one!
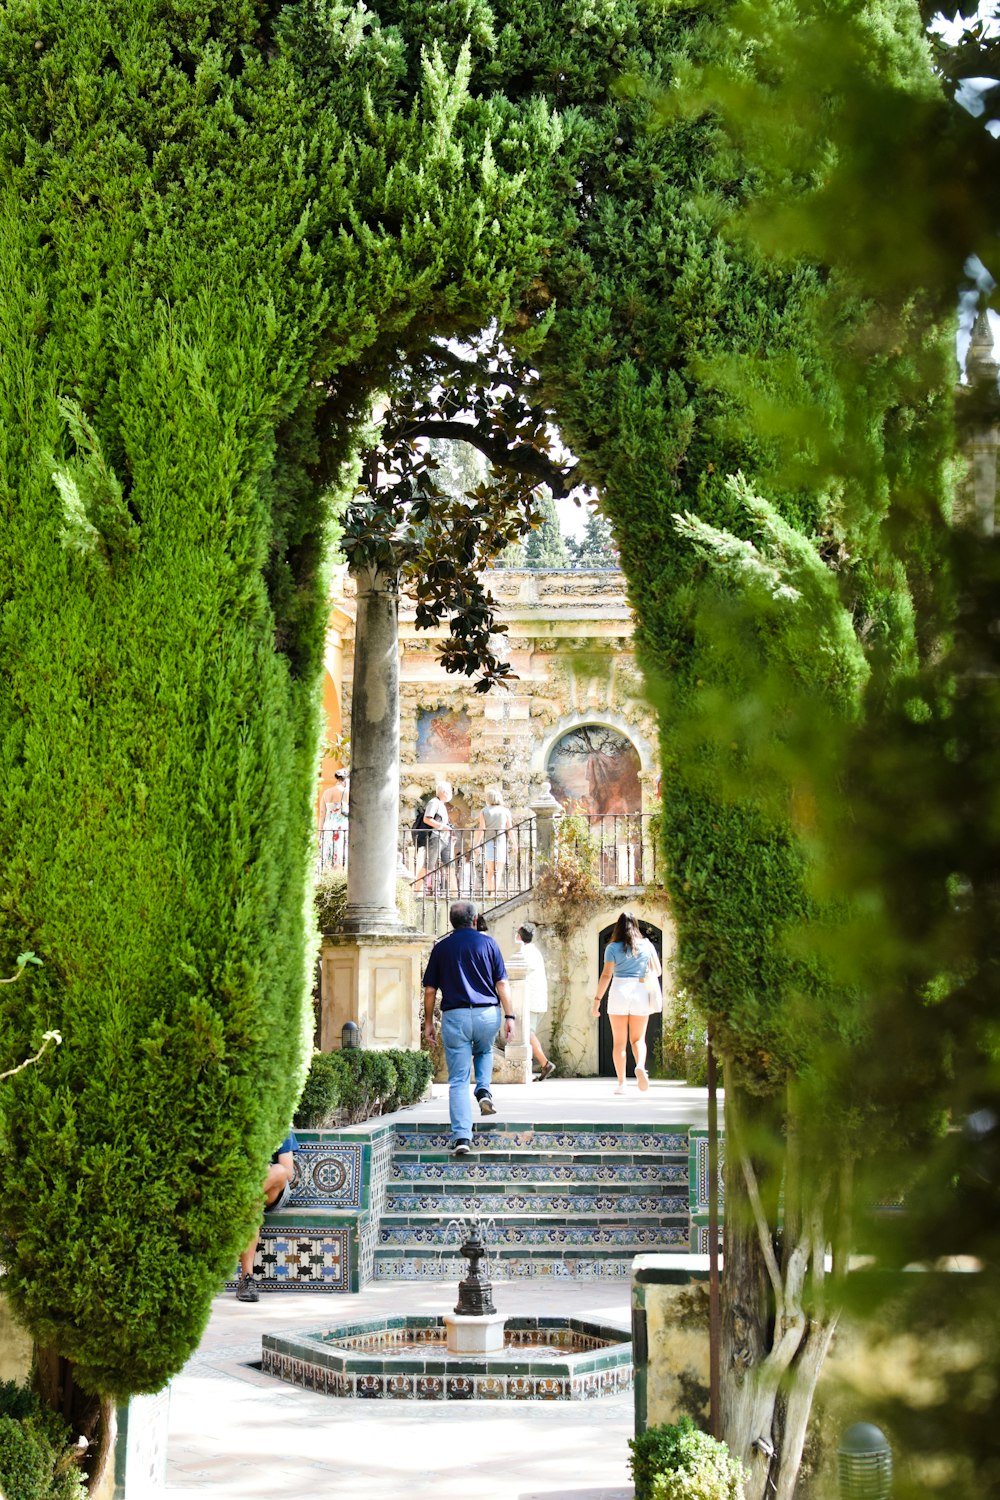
[477,1091,497,1117]
[538,1061,556,1081]
[235,1273,260,1303]
[452,1139,472,1157]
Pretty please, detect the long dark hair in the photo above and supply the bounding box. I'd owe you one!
[610,911,642,955]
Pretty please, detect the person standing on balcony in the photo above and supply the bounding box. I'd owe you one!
[591,911,661,1094]
[422,901,516,1155]
[421,780,453,893]
[319,769,349,870]
[477,786,513,898]
[516,922,555,1080]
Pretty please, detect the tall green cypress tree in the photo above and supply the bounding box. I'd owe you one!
[523,493,570,568]
[0,5,958,1490]
[0,0,558,1404]
[570,507,617,568]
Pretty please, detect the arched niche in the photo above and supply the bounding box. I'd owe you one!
[543,722,643,817]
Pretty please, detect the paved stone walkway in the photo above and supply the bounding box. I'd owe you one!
[166,1079,710,1499]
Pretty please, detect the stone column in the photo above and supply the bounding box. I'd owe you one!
[344,562,403,930]
[530,780,564,864]
[490,948,532,1084]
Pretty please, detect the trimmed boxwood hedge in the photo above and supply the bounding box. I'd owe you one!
[294,1048,433,1129]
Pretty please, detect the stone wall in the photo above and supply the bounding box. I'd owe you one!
[325,567,660,829]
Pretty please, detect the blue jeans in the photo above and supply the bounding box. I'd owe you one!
[440,1005,499,1142]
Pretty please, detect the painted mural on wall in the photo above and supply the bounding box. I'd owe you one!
[545,725,642,816]
[415,706,472,764]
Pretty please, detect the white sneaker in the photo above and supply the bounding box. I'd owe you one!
[636,1067,649,1092]
[614,1084,626,1095]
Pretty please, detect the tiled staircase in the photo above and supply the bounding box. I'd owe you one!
[375,1119,692,1281]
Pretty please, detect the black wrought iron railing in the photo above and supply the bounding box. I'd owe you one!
[399,818,538,928]
[562,813,660,889]
[316,811,660,924]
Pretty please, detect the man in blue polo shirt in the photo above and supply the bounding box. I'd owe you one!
[423,901,515,1155]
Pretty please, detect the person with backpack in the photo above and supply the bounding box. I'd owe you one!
[420,780,453,893]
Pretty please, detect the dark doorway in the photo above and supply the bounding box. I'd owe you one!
[597,920,663,1078]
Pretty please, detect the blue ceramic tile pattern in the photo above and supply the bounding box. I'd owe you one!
[291,1143,363,1208]
[223,1227,352,1292]
[391,1160,685,1183]
[241,1114,707,1288]
[357,1128,394,1288]
[689,1131,726,1217]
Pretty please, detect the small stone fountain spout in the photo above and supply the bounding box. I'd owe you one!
[445,1214,505,1354]
[455,1217,496,1317]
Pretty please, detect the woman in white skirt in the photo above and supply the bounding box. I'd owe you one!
[591,911,661,1094]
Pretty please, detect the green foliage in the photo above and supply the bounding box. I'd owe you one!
[314,870,413,933]
[315,871,350,935]
[0,1384,85,1500]
[534,814,602,940]
[0,0,554,1399]
[293,1052,345,1129]
[293,1048,432,1128]
[0,4,958,1472]
[523,493,570,569]
[630,1419,746,1500]
[658,986,708,1086]
[569,506,618,569]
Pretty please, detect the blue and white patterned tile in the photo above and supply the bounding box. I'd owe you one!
[391,1160,687,1185]
[378,1223,686,1249]
[690,1133,726,1217]
[224,1227,351,1292]
[290,1143,364,1209]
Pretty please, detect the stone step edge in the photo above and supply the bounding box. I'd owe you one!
[394,1122,697,1133]
[379,1212,688,1225]
[391,1150,688,1162]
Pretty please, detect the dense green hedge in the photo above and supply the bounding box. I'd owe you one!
[0,0,949,1419]
[294,1048,433,1129]
[630,1419,746,1500]
[0,1382,84,1500]
[0,0,555,1398]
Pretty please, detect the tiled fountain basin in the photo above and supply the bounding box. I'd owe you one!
[261,1315,632,1400]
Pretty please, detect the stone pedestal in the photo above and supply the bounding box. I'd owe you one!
[320,929,428,1051]
[443,1312,506,1355]
[490,949,532,1084]
[530,780,564,862]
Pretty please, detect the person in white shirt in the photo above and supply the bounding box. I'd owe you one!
[421,780,453,893]
[516,922,555,1080]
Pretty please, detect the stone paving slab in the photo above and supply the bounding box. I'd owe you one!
[164,1082,700,1497]
[168,1277,636,1500]
[326,1078,712,1137]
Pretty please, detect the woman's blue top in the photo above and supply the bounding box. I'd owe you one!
[604,939,652,978]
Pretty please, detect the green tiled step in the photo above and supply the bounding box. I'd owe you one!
[395,1128,692,1158]
[389,1157,685,1192]
[378,1218,681,1251]
[381,1207,688,1230]
[373,1240,686,1281]
[385,1189,687,1215]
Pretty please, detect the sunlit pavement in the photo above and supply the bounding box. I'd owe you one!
[166,1079,711,1500]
